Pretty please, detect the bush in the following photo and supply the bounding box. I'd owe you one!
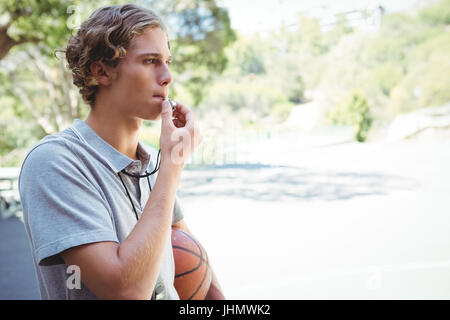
[326,90,373,142]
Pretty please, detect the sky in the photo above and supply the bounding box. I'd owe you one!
[218,0,433,34]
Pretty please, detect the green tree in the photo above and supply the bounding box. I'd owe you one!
[0,0,81,60]
[327,90,373,142]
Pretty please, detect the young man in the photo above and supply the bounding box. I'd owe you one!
[18,4,224,300]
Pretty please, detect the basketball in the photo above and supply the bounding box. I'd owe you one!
[171,227,211,300]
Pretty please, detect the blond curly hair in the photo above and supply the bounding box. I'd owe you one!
[65,4,167,106]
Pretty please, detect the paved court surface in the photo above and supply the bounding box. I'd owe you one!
[178,139,450,299]
[1,138,449,299]
[0,217,40,299]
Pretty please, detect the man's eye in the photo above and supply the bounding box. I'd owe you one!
[144,58,171,66]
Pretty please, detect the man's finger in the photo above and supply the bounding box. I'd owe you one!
[173,103,193,123]
[161,100,175,129]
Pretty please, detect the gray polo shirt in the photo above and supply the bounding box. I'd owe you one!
[19,119,184,300]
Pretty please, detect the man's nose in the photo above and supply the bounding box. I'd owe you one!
[158,64,172,87]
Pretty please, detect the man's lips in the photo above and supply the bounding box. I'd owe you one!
[152,95,166,101]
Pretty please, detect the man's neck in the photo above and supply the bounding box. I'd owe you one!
[85,102,142,161]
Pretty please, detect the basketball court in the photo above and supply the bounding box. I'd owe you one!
[179,139,450,299]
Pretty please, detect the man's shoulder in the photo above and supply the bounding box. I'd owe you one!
[20,130,83,178]
[24,134,73,163]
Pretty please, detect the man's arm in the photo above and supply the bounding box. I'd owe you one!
[172,219,225,300]
[61,161,182,300]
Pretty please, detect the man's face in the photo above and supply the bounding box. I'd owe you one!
[109,27,172,120]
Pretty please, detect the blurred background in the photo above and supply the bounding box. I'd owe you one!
[0,0,449,299]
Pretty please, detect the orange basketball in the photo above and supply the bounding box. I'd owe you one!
[171,227,211,300]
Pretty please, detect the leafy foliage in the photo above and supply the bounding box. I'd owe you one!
[326,90,373,142]
[0,0,79,59]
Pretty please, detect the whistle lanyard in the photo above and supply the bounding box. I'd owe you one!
[117,149,161,221]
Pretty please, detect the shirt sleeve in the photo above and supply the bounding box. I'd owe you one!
[19,140,119,266]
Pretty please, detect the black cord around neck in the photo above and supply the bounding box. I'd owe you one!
[120,149,161,178]
[117,149,161,220]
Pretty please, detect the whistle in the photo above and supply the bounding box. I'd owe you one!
[167,98,177,112]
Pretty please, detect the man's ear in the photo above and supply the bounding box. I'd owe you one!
[89,61,115,86]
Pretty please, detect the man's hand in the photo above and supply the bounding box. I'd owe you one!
[160,100,202,169]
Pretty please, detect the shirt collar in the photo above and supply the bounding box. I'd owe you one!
[71,119,151,174]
